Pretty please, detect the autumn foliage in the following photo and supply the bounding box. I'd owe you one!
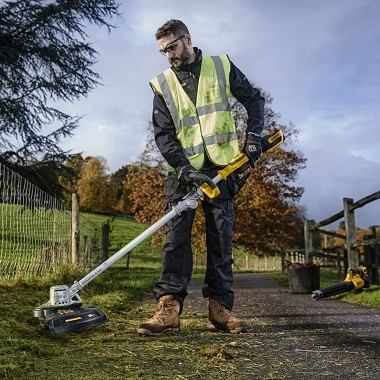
[126,164,166,246]
[77,156,118,214]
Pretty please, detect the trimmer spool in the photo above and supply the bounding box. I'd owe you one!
[50,285,73,306]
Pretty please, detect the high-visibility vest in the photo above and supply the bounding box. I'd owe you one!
[150,55,240,170]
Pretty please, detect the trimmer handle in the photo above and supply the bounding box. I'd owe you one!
[187,129,286,199]
[187,172,217,189]
[188,172,221,199]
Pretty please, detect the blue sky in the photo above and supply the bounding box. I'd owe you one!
[60,0,380,229]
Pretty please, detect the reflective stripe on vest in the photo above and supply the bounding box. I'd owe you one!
[150,55,240,169]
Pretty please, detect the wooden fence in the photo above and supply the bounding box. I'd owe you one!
[289,190,380,284]
[194,253,282,272]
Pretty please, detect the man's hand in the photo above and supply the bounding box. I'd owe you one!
[177,165,197,185]
[244,136,262,168]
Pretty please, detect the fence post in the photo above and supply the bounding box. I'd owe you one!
[364,227,379,285]
[343,198,359,269]
[101,222,110,261]
[304,220,313,262]
[71,193,80,265]
[373,227,380,285]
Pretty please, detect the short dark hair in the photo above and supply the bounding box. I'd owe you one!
[155,19,190,40]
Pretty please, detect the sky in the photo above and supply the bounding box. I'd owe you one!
[59,0,380,229]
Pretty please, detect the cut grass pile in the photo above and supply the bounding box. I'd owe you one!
[0,262,261,380]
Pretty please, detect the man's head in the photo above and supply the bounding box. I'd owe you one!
[155,19,195,69]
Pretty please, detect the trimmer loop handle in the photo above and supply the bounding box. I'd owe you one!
[187,172,217,189]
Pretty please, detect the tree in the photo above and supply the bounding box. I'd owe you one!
[124,125,166,244]
[137,122,167,170]
[126,88,307,256]
[110,165,136,216]
[0,0,120,196]
[77,156,117,214]
[229,89,306,254]
[58,154,85,203]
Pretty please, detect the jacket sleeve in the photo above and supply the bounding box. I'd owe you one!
[152,92,191,170]
[229,61,265,143]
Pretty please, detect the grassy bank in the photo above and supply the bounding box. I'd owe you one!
[79,212,162,267]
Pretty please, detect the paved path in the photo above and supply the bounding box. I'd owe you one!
[183,273,380,379]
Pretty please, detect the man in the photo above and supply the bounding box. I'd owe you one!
[137,19,264,335]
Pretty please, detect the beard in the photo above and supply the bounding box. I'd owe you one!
[169,42,192,69]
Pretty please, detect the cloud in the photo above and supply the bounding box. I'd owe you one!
[295,109,380,227]
[298,157,380,229]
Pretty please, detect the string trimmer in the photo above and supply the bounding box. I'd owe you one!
[33,129,284,333]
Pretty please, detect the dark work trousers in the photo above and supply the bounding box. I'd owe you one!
[152,169,238,312]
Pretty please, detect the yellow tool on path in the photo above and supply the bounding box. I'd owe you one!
[311,266,370,300]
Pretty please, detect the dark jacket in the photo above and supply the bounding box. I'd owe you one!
[152,48,265,171]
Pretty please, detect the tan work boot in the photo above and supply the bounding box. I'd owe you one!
[208,298,248,333]
[137,295,181,336]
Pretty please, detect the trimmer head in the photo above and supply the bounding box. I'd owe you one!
[33,303,107,334]
[33,285,107,334]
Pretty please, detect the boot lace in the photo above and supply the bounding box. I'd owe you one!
[153,299,177,323]
[214,303,231,319]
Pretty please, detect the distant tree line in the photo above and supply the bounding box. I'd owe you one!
[58,154,135,216]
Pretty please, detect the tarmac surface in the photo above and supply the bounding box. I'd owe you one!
[182,272,380,379]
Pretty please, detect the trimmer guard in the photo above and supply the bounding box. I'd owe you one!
[33,303,107,334]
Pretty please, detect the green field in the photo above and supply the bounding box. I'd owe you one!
[0,205,162,276]
[78,212,162,268]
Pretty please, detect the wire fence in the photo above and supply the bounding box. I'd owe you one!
[0,162,101,278]
[79,214,102,268]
